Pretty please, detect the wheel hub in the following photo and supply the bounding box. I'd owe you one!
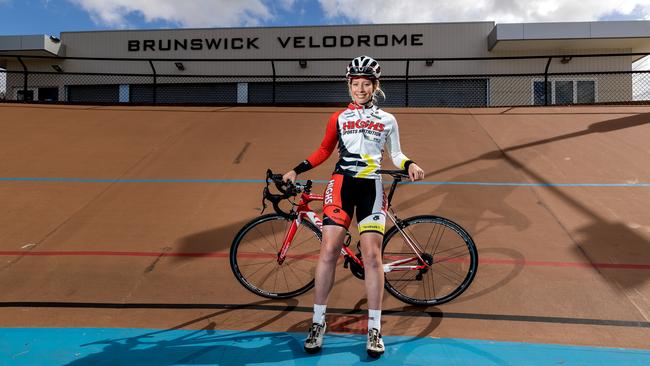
[415,253,434,281]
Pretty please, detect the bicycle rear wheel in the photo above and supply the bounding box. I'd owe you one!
[230,213,321,299]
[382,215,478,306]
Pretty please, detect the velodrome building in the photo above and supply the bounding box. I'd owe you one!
[1,20,650,106]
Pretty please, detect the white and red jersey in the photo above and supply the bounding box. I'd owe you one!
[304,103,411,180]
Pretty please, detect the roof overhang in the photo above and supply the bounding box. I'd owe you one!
[488,21,650,54]
[0,35,65,60]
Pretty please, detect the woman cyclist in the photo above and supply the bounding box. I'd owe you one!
[283,55,425,358]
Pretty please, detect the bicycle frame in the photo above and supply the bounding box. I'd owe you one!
[276,190,362,267]
[276,186,430,274]
[382,209,430,273]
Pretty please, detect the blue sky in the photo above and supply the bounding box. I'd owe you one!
[1,1,649,36]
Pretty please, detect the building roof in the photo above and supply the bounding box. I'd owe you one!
[0,35,65,57]
[489,20,650,52]
[2,20,650,60]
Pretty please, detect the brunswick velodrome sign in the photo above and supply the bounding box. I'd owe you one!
[127,34,425,52]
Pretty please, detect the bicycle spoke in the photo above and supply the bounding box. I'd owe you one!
[281,264,313,275]
[382,216,477,305]
[433,250,472,263]
[238,261,276,267]
[424,222,436,252]
[273,264,279,292]
[432,262,465,284]
[280,263,291,293]
[429,269,462,289]
[253,225,279,252]
[242,260,276,282]
[433,243,468,255]
[270,220,279,251]
[285,260,310,283]
[290,231,318,251]
[392,269,420,296]
[233,215,322,298]
[431,225,446,257]
[425,262,434,301]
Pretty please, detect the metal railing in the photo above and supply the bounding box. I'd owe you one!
[0,53,648,107]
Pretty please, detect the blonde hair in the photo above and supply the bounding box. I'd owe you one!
[348,79,386,105]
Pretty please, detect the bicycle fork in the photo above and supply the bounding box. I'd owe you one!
[277,219,299,265]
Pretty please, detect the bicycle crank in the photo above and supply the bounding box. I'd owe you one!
[343,253,365,280]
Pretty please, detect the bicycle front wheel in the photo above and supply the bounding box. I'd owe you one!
[382,215,478,306]
[230,213,321,299]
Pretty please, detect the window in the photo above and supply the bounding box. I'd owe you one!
[577,81,595,104]
[38,87,59,102]
[16,89,34,101]
[532,79,596,105]
[533,81,551,105]
[555,81,574,105]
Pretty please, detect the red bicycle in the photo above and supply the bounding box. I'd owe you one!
[230,169,478,306]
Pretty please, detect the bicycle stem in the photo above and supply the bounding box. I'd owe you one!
[386,209,429,267]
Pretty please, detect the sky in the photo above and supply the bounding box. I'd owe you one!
[0,0,650,36]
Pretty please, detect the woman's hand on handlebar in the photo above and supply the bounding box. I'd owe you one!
[282,170,297,184]
[408,163,425,182]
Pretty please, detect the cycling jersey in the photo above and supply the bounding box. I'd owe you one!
[295,103,413,180]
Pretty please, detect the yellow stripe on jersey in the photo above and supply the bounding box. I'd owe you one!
[356,154,379,178]
[399,158,410,170]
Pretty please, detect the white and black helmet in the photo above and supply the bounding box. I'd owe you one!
[346,55,381,80]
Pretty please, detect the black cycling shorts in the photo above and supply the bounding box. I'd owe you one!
[322,174,387,235]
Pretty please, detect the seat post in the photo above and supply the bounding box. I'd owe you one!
[386,178,401,208]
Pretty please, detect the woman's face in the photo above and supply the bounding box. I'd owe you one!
[349,78,375,105]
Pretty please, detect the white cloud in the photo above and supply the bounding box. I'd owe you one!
[68,0,275,28]
[65,0,650,29]
[318,0,650,23]
[279,0,297,11]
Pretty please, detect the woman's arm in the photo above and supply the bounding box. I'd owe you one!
[284,110,342,182]
[386,117,424,181]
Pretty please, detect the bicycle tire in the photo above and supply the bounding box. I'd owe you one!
[230,213,321,299]
[382,215,478,306]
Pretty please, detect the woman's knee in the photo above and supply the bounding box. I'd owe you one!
[363,252,383,271]
[319,241,341,263]
[359,234,383,269]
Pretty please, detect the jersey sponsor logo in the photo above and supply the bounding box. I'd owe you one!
[359,222,385,233]
[342,120,385,132]
[324,179,335,205]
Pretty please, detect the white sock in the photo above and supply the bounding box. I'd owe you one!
[368,309,381,332]
[313,304,327,325]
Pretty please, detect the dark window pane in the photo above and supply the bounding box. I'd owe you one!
[534,81,550,105]
[577,80,595,104]
[67,85,119,103]
[555,80,574,105]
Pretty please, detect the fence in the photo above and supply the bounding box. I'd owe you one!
[1,53,649,107]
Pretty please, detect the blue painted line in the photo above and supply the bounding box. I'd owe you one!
[1,327,649,366]
[1,177,650,187]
